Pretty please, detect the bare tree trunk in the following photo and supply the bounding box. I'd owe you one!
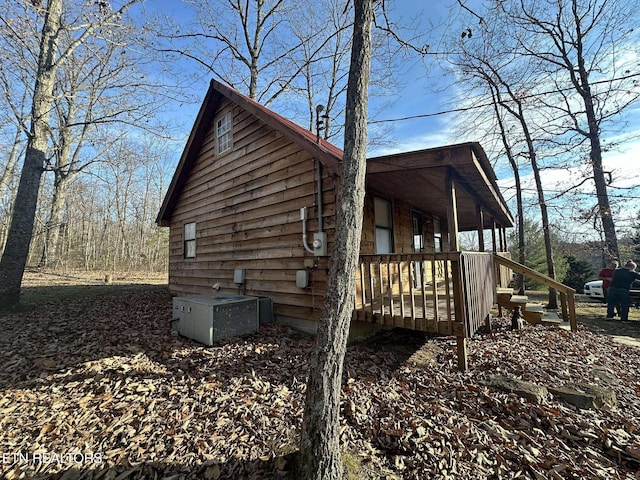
[0,126,23,197]
[496,88,558,305]
[0,127,24,256]
[490,87,526,292]
[114,164,133,269]
[579,57,619,260]
[486,67,558,307]
[0,0,62,309]
[298,1,372,479]
[511,164,526,292]
[39,171,71,267]
[514,100,558,307]
[529,148,558,308]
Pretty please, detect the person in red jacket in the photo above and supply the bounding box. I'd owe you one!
[606,260,640,321]
[599,260,618,314]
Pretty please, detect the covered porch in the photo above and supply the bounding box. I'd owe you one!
[365,142,514,254]
[358,143,576,370]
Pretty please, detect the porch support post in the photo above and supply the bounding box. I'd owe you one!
[490,219,497,252]
[476,204,485,252]
[451,254,468,371]
[456,337,468,371]
[498,226,506,251]
[445,167,460,252]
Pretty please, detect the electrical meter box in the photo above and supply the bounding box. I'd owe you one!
[172,295,259,346]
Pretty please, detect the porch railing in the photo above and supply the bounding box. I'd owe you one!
[352,251,579,370]
[353,251,509,370]
[459,252,497,336]
[353,252,499,338]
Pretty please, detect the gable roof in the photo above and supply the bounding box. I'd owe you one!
[156,80,513,230]
[156,79,343,226]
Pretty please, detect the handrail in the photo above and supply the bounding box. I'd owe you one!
[493,254,577,331]
[493,254,574,294]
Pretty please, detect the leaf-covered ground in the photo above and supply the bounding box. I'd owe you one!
[0,279,639,479]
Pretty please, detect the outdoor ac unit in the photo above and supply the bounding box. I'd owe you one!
[172,295,259,346]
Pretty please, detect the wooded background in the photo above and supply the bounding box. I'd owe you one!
[1,0,639,280]
[0,139,172,272]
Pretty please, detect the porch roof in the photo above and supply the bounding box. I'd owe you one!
[366,143,514,230]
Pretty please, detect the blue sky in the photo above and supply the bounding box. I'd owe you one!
[140,0,463,154]
[138,0,640,237]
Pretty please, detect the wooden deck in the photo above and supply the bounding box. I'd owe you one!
[352,251,576,370]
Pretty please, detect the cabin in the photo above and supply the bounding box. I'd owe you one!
[157,79,576,369]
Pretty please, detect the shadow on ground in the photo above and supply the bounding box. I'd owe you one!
[0,282,439,480]
[573,298,640,341]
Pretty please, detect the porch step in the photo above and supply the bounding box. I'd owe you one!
[540,311,563,326]
[495,288,565,327]
[495,290,554,326]
[497,293,529,312]
[496,288,513,315]
[510,295,528,305]
[522,304,544,325]
[519,305,565,326]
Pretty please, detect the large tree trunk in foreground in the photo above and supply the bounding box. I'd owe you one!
[297,0,373,479]
[0,0,63,310]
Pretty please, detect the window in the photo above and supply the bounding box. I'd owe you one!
[433,217,442,253]
[374,197,393,254]
[411,211,424,287]
[184,222,196,259]
[216,111,232,154]
[411,211,424,252]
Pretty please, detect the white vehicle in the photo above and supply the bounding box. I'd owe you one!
[583,279,640,305]
[583,280,604,301]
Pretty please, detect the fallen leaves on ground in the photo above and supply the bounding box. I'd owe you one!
[0,286,638,479]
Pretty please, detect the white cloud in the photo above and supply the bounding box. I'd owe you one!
[369,130,455,156]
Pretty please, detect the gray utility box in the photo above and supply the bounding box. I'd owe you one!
[172,295,259,346]
[257,296,273,325]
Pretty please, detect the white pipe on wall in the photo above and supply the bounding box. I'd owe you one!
[300,207,315,254]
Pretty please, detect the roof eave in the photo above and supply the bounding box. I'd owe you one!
[156,82,221,226]
[156,80,343,225]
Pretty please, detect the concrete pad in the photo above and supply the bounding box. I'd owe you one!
[611,335,640,348]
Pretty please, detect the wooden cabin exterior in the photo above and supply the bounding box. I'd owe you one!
[158,80,572,368]
[156,80,342,326]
